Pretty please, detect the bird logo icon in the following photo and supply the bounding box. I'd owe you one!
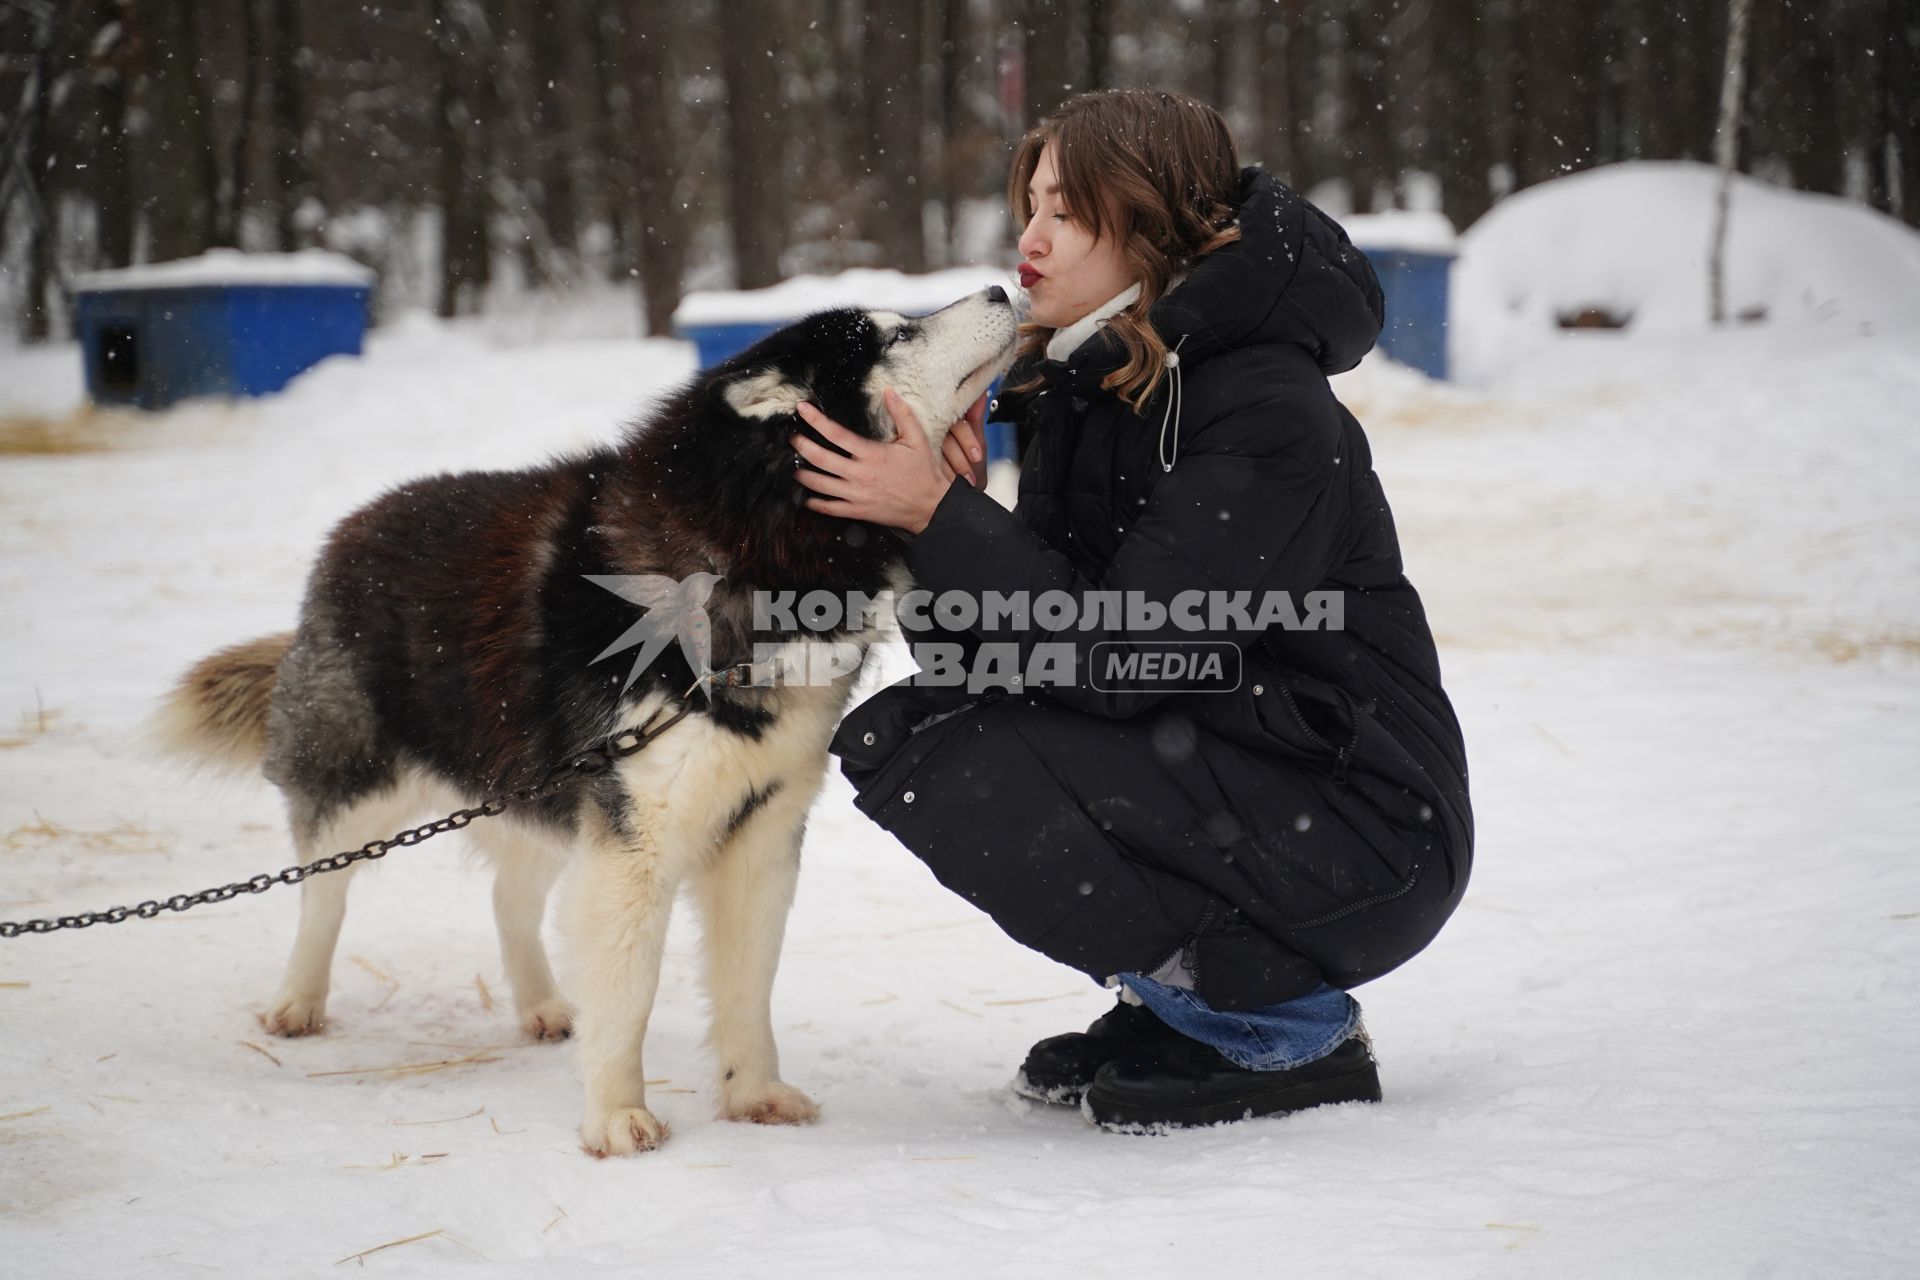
[584,571,725,699]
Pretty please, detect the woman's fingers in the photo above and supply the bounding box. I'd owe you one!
[941,432,977,486]
[793,463,858,499]
[945,413,989,487]
[789,430,850,474]
[795,401,872,458]
[964,389,989,431]
[880,388,928,448]
[947,416,984,463]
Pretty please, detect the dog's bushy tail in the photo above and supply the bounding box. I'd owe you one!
[147,633,294,774]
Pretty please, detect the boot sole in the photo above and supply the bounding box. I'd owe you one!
[1081,1060,1383,1132]
[1010,1069,1090,1107]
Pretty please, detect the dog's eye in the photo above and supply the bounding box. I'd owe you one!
[889,327,916,346]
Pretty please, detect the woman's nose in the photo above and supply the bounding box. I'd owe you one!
[1017,215,1047,260]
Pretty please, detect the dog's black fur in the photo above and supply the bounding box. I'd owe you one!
[264,307,918,832]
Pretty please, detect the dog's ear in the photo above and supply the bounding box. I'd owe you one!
[721,366,811,421]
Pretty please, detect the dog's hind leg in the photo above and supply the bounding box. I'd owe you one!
[261,781,419,1037]
[692,778,822,1127]
[465,820,575,1042]
[564,797,693,1157]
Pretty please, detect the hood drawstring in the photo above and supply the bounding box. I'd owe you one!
[1156,335,1189,473]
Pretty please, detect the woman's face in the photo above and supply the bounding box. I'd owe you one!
[1017,143,1135,330]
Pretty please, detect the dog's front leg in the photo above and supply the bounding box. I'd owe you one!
[692,779,822,1127]
[565,813,682,1157]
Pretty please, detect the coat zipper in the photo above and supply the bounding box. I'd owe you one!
[1279,859,1423,931]
[1273,680,1363,785]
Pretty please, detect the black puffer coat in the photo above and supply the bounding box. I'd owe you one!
[830,167,1473,1010]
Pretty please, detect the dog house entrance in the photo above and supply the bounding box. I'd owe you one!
[97,323,140,394]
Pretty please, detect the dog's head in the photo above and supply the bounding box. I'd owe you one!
[712,286,1019,451]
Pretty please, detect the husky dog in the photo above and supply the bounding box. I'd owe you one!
[153,287,1018,1156]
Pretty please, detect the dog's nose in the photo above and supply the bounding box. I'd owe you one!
[985,285,1008,305]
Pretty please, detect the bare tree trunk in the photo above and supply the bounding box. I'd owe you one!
[719,0,790,287]
[527,0,579,267]
[832,0,868,152]
[1383,0,1426,206]
[1344,0,1391,210]
[1481,0,1520,197]
[1252,6,1286,179]
[1432,0,1493,229]
[433,0,493,316]
[145,0,222,262]
[90,0,135,270]
[1677,3,1727,160]
[1207,0,1234,117]
[1899,0,1920,225]
[1087,0,1112,89]
[937,0,966,264]
[867,0,926,271]
[1269,0,1321,193]
[1872,0,1919,223]
[1022,0,1077,125]
[1709,0,1753,324]
[1619,0,1656,158]
[17,7,59,340]
[591,4,631,278]
[627,6,686,334]
[224,0,263,249]
[266,0,312,249]
[1512,0,1570,189]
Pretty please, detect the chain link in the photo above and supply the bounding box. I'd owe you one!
[0,700,698,941]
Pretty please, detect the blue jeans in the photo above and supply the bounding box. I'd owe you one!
[1114,972,1360,1071]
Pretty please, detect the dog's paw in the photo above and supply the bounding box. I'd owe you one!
[519,996,575,1042]
[261,990,327,1037]
[580,1107,669,1158]
[721,1080,820,1127]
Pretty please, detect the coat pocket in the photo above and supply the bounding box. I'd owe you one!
[843,695,983,819]
[1255,671,1361,773]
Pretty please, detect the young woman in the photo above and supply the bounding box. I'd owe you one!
[789,89,1473,1131]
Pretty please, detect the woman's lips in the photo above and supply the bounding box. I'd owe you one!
[1017,263,1043,288]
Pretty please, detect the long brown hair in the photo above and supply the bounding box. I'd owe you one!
[1007,89,1243,412]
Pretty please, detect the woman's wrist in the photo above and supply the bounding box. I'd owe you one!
[907,474,965,536]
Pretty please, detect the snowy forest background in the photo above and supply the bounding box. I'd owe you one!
[2,0,1916,343]
[5,3,1920,1272]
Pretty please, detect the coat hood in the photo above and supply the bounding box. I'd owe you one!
[1024,167,1386,393]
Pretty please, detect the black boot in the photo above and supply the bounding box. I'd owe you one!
[1012,998,1188,1105]
[1081,1031,1381,1132]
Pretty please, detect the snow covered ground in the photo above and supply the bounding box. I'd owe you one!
[2,283,1918,1275]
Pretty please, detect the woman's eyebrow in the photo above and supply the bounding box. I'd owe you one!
[1026,183,1061,198]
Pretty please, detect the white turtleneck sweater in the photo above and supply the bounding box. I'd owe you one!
[1033,271,1194,469]
[1044,282,1143,363]
[1040,269,1192,365]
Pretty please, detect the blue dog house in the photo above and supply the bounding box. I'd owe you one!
[674,267,1023,462]
[1358,247,1453,380]
[672,231,1454,461]
[1347,210,1458,381]
[72,250,374,410]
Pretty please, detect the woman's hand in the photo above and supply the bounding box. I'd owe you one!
[942,393,991,491]
[791,389,987,534]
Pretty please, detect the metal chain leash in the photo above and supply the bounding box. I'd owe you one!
[0,679,730,940]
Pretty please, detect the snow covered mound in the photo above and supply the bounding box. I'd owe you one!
[673,266,1019,327]
[71,247,376,293]
[1454,161,1920,376]
[1344,209,1457,255]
